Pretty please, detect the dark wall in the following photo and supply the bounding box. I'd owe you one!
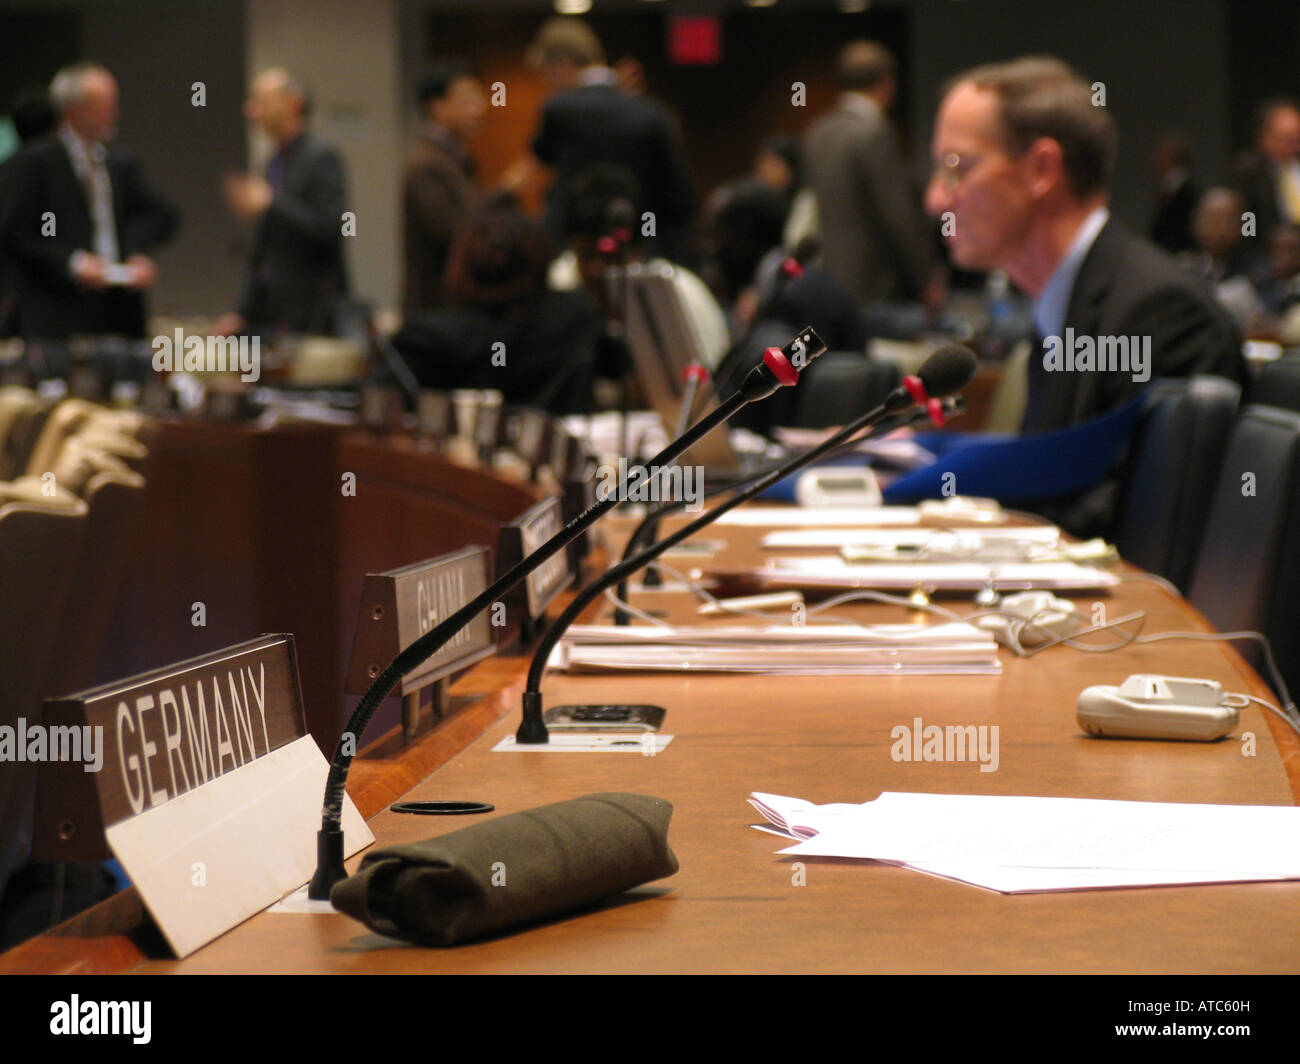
[0,10,79,112]
[909,0,1231,237]
[1227,0,1300,156]
[81,0,247,318]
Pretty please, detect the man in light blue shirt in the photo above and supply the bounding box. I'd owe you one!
[926,56,1243,433]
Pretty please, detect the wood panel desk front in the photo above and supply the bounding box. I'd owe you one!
[96,421,544,752]
[106,517,1300,975]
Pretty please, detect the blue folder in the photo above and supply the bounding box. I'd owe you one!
[760,393,1146,504]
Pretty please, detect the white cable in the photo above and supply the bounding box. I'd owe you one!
[605,559,1298,730]
[1239,695,1300,737]
[600,584,675,628]
[1129,629,1297,722]
[1119,572,1183,597]
[805,589,964,622]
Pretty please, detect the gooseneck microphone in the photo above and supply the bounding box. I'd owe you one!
[517,344,979,743]
[714,238,824,392]
[614,345,978,620]
[612,399,944,624]
[307,327,827,899]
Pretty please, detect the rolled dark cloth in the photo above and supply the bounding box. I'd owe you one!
[330,792,679,946]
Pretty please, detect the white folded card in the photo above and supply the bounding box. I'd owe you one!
[108,736,372,955]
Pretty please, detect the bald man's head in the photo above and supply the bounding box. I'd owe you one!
[244,67,309,142]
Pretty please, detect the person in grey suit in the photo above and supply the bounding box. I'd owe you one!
[925,56,1244,435]
[218,68,348,338]
[803,41,941,308]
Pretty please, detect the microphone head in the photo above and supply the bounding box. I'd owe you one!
[761,326,828,386]
[606,197,636,233]
[916,344,978,399]
[791,235,822,265]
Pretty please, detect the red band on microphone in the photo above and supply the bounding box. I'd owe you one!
[903,375,929,405]
[780,258,805,279]
[597,236,619,256]
[682,364,709,384]
[926,397,947,427]
[762,346,799,387]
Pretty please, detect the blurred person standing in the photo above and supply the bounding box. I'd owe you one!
[402,60,487,315]
[803,41,942,308]
[1232,97,1300,251]
[524,17,694,264]
[218,68,348,337]
[1,63,178,340]
[1148,131,1198,254]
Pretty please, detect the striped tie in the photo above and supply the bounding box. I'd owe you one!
[84,144,120,264]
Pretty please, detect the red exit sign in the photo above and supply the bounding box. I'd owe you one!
[669,15,720,66]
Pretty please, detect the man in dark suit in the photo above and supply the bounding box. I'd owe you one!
[1148,131,1198,254]
[524,17,694,263]
[925,57,1244,435]
[393,194,603,415]
[402,61,486,315]
[1,64,178,340]
[804,41,942,308]
[218,68,348,338]
[1231,97,1300,257]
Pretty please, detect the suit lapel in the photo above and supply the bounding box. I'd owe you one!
[52,139,95,236]
[1059,218,1123,426]
[1063,217,1118,337]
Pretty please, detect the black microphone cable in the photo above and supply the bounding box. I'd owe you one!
[517,345,978,744]
[308,326,827,898]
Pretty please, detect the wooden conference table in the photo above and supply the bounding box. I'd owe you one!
[10,512,1300,974]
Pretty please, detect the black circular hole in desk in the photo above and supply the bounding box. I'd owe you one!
[390,800,495,815]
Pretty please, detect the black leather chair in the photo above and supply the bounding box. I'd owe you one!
[787,351,901,429]
[1114,376,1240,592]
[1252,353,1300,413]
[1188,404,1300,699]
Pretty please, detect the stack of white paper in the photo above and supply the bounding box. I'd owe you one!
[714,506,923,527]
[708,557,1118,591]
[749,791,1300,893]
[773,427,937,469]
[551,622,1001,676]
[760,527,1063,550]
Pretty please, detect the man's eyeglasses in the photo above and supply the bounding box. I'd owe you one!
[932,151,982,190]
